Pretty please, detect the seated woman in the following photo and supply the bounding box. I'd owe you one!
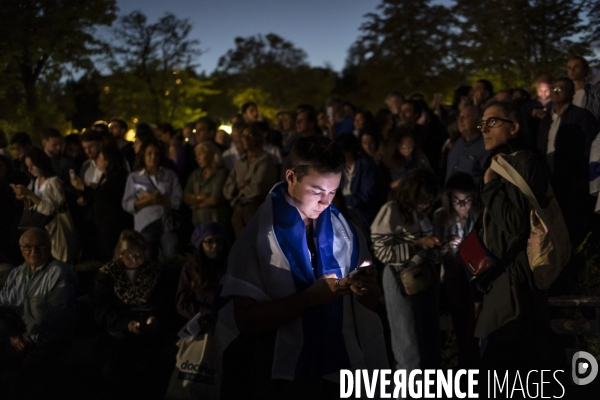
[11,147,77,262]
[370,168,441,371]
[91,230,172,396]
[184,142,229,229]
[176,222,228,321]
[122,142,182,260]
[387,127,430,190]
[72,147,132,262]
[432,172,480,368]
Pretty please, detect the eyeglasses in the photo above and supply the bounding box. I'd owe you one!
[477,117,515,130]
[452,197,472,207]
[123,251,145,261]
[203,238,223,246]
[20,245,48,253]
[552,87,563,93]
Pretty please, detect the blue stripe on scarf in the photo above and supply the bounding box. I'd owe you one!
[271,183,354,379]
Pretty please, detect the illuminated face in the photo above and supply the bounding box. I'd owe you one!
[121,246,145,269]
[20,231,51,268]
[42,137,62,157]
[537,83,551,101]
[480,105,518,151]
[25,157,41,178]
[82,140,100,160]
[202,234,223,256]
[457,107,478,137]
[286,168,341,223]
[451,190,472,217]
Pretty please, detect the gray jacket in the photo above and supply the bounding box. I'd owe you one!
[0,258,78,344]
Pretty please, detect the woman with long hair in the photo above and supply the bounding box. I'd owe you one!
[387,127,430,189]
[370,168,441,371]
[11,147,77,262]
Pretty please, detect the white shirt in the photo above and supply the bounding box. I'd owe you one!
[80,159,103,187]
[222,146,240,171]
[263,144,282,165]
[546,110,561,154]
[573,88,586,108]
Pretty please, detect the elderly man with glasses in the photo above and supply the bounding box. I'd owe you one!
[536,77,600,244]
[0,228,77,357]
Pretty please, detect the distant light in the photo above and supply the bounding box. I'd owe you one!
[218,125,232,134]
[132,118,138,124]
[184,138,189,142]
[175,79,182,85]
[165,90,170,96]
[173,70,180,75]
[103,86,110,94]
[125,129,136,142]
[192,129,197,133]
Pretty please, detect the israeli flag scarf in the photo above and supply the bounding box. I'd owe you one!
[215,183,388,381]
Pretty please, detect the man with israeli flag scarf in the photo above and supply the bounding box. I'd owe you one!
[215,136,388,399]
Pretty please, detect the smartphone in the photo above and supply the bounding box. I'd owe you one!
[350,260,374,276]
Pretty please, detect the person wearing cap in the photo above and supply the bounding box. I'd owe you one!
[176,222,228,321]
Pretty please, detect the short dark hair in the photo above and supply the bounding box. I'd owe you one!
[402,99,423,118]
[156,122,176,137]
[441,172,478,226]
[298,109,317,126]
[196,116,217,133]
[41,128,62,141]
[333,133,361,158]
[10,131,32,147]
[286,136,345,181]
[24,147,56,178]
[568,55,590,72]
[240,122,265,147]
[477,79,494,96]
[386,91,405,100]
[554,76,575,95]
[64,133,81,146]
[111,118,128,131]
[241,102,257,114]
[296,104,316,115]
[80,130,103,143]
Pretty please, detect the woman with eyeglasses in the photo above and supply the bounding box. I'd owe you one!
[432,172,480,368]
[370,168,442,371]
[91,230,173,396]
[176,222,228,321]
[476,100,552,370]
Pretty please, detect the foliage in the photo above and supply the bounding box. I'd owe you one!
[0,0,117,136]
[101,11,218,128]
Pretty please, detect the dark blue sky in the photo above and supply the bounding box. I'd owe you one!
[115,0,381,74]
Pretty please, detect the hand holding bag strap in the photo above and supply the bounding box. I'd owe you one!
[489,155,546,219]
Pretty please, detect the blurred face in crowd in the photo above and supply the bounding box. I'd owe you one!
[25,157,41,178]
[551,80,574,107]
[361,134,378,158]
[471,81,489,102]
[296,111,313,135]
[215,130,230,147]
[155,129,172,144]
[195,121,214,143]
[241,128,262,153]
[457,107,479,138]
[13,143,30,160]
[480,105,518,151]
[243,105,259,122]
[65,142,82,159]
[386,96,403,115]
[354,113,365,132]
[231,128,243,153]
[182,126,195,145]
[451,190,472,219]
[399,137,415,158]
[286,167,341,223]
[282,113,295,132]
[20,230,51,268]
[82,140,100,161]
[109,122,126,140]
[202,235,224,259]
[536,82,551,102]
[144,144,160,172]
[567,59,587,82]
[121,246,145,269]
[195,147,210,169]
[42,137,62,157]
[96,151,108,172]
[400,103,419,127]
[133,138,143,154]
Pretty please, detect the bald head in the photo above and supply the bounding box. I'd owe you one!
[20,228,52,267]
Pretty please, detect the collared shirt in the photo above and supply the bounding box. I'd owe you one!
[222,145,240,171]
[445,133,489,184]
[0,258,77,344]
[223,151,279,207]
[80,159,103,187]
[122,167,183,231]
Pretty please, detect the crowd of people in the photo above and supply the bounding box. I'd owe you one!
[1,54,600,399]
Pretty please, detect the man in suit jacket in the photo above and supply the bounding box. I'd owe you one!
[537,77,600,243]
